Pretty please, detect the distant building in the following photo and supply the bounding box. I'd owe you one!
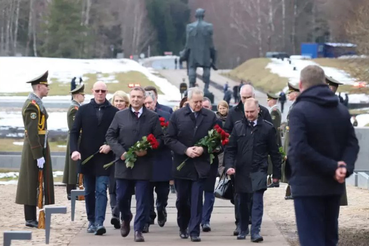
[300,43,357,58]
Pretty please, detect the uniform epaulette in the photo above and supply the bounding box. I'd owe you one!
[31,100,37,105]
[74,106,78,110]
[273,107,278,111]
[263,119,274,126]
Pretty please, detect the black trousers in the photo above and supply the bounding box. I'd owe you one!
[294,195,341,246]
[24,205,36,221]
[175,178,205,236]
[147,181,170,223]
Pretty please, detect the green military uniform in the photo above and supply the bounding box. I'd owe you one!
[326,76,348,206]
[62,83,84,200]
[267,93,282,178]
[15,71,55,226]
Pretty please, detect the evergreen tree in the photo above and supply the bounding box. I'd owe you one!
[41,0,89,58]
[146,0,190,55]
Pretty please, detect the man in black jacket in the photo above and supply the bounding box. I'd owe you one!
[225,98,281,242]
[70,81,118,235]
[165,87,218,242]
[106,87,163,242]
[224,84,272,235]
[143,91,172,232]
[288,65,359,246]
[144,85,173,114]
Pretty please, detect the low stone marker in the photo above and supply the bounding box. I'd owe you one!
[3,231,32,246]
[71,189,85,221]
[45,206,67,244]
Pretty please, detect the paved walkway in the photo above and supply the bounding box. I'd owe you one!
[159,69,292,122]
[69,192,289,245]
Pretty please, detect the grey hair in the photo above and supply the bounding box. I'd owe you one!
[203,97,211,103]
[187,87,204,100]
[240,84,255,94]
[145,91,156,101]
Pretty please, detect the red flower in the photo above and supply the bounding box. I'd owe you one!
[222,139,230,145]
[160,122,166,127]
[221,131,227,139]
[159,117,165,122]
[225,132,230,138]
[216,128,222,134]
[214,124,220,130]
[165,122,169,127]
[147,134,159,149]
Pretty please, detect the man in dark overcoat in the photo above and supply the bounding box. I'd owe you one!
[288,65,359,246]
[225,98,281,242]
[16,71,55,228]
[224,84,272,235]
[105,87,163,242]
[70,81,118,235]
[63,83,85,200]
[165,87,218,242]
[143,91,172,232]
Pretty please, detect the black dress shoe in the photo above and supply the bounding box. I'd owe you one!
[179,230,189,239]
[157,210,167,227]
[25,220,38,228]
[134,231,145,242]
[120,220,130,237]
[233,226,240,236]
[190,235,201,242]
[142,224,149,233]
[67,194,71,200]
[111,217,121,229]
[237,231,246,240]
[202,223,211,232]
[251,234,264,242]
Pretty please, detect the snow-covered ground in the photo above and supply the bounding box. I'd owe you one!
[0,57,181,101]
[0,171,64,185]
[266,58,369,103]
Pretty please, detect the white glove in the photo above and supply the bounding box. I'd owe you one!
[37,157,45,169]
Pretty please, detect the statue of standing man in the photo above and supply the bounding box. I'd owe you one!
[180,8,217,92]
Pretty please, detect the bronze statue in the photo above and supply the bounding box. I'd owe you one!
[180,8,217,92]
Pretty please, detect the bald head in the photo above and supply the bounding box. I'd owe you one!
[244,98,259,122]
[92,81,108,104]
[240,84,255,103]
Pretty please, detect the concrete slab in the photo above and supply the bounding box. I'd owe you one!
[68,193,288,246]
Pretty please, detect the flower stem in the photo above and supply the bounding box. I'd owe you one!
[177,158,189,171]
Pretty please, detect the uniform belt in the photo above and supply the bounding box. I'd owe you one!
[25,130,46,135]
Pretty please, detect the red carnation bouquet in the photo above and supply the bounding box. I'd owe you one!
[159,117,169,130]
[103,134,159,169]
[177,124,230,171]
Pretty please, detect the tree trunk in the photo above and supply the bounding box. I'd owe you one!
[257,0,262,57]
[282,0,286,49]
[26,0,33,56]
[13,0,21,55]
[292,0,297,54]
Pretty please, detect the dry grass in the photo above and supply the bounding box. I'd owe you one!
[226,58,289,93]
[0,71,163,96]
[0,138,66,152]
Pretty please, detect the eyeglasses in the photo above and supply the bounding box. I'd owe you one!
[94,90,107,93]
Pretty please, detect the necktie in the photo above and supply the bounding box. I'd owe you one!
[194,112,198,118]
[134,111,139,119]
[249,121,255,128]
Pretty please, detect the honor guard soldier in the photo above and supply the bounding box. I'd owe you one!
[267,93,282,187]
[63,81,85,200]
[15,71,55,227]
[283,83,300,200]
[325,76,348,206]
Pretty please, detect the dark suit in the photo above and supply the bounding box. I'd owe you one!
[156,102,173,114]
[147,109,172,225]
[70,98,118,226]
[106,106,163,232]
[165,105,218,236]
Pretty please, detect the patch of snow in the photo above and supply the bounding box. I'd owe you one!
[0,172,19,179]
[325,43,356,47]
[0,57,181,100]
[356,114,369,127]
[0,180,18,185]
[13,141,23,146]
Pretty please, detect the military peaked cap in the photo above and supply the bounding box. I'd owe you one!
[325,75,343,87]
[26,71,49,86]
